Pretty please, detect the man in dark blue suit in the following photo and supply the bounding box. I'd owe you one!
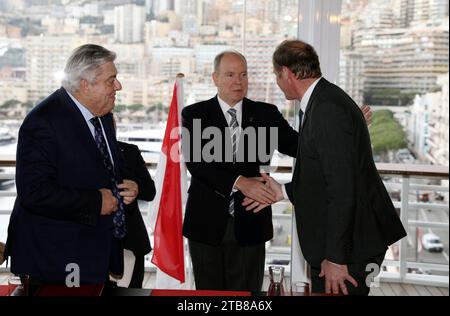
[5,44,135,288]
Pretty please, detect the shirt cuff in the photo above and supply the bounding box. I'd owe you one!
[282,184,289,200]
[232,175,241,194]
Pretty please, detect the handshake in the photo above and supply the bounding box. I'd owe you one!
[234,173,284,213]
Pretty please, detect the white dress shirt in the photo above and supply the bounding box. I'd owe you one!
[67,90,115,165]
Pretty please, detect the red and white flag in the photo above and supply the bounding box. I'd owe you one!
[149,74,189,288]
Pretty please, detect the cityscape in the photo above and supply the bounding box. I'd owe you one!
[0,0,448,165]
[0,0,448,291]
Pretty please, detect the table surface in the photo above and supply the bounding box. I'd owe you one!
[0,284,331,297]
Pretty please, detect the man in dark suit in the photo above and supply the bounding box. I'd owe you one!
[5,44,136,288]
[250,40,407,295]
[118,140,156,288]
[182,51,299,292]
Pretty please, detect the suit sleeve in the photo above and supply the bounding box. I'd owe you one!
[284,182,294,203]
[15,114,102,226]
[270,106,298,158]
[314,102,355,265]
[182,108,239,197]
[132,146,156,201]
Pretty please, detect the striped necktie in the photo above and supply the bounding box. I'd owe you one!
[228,108,239,162]
[228,108,239,217]
[90,117,126,239]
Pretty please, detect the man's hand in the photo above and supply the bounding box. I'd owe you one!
[234,176,276,205]
[242,173,284,213]
[99,188,118,215]
[361,105,372,126]
[319,259,358,295]
[118,179,139,205]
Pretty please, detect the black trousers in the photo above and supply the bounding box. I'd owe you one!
[128,254,145,288]
[189,218,265,292]
[310,252,386,296]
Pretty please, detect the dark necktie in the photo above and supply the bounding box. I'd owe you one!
[228,108,239,217]
[298,109,304,131]
[90,117,126,240]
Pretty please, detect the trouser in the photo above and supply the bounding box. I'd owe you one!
[189,217,265,292]
[128,254,145,288]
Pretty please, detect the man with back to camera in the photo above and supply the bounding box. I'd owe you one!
[245,40,407,296]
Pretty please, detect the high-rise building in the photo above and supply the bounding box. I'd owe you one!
[412,0,449,24]
[406,74,449,166]
[114,4,146,43]
[354,21,449,98]
[194,43,231,75]
[399,0,415,27]
[407,93,431,161]
[426,73,449,165]
[26,35,78,102]
[339,50,365,106]
[399,0,449,27]
[150,47,194,77]
[152,0,175,16]
[242,36,287,108]
[358,0,396,29]
[174,0,197,15]
[0,0,25,12]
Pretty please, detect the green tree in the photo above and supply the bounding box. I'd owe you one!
[23,101,34,109]
[0,99,21,108]
[114,104,126,112]
[128,104,144,112]
[369,110,407,154]
[365,89,417,106]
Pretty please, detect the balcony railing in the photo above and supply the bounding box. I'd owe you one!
[0,159,448,287]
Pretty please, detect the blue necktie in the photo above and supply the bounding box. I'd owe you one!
[90,117,126,240]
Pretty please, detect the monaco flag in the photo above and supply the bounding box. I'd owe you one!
[150,74,188,288]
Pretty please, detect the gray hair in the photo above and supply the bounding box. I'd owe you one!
[213,50,247,74]
[62,44,116,93]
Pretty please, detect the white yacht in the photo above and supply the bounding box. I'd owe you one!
[117,128,164,161]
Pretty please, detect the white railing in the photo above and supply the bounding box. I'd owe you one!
[1,160,448,287]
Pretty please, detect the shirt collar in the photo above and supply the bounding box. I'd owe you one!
[300,77,322,113]
[217,95,243,116]
[66,90,96,122]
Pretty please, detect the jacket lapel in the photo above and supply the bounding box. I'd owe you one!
[209,96,229,129]
[300,77,326,134]
[241,98,253,130]
[293,78,326,183]
[101,113,121,180]
[57,88,112,179]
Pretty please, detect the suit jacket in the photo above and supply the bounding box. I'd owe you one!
[6,87,123,284]
[118,141,155,257]
[286,78,407,267]
[182,96,298,246]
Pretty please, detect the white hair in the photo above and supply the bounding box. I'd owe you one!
[61,44,116,93]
